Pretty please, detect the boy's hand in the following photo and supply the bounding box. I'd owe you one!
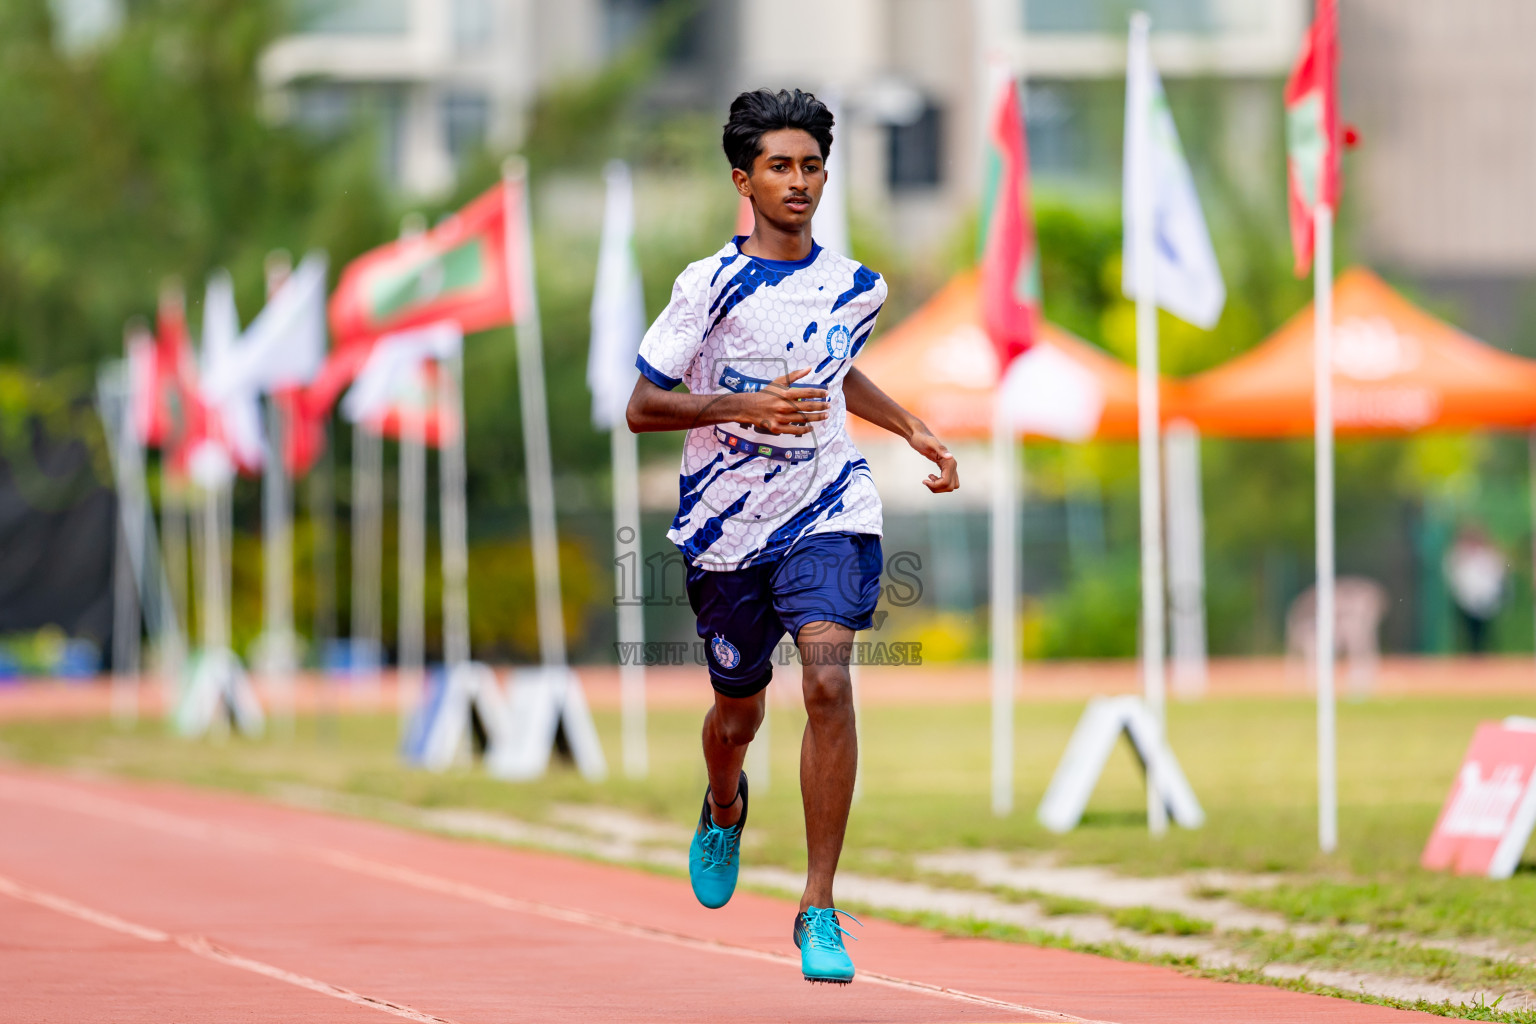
[909,428,959,492]
[741,367,828,436]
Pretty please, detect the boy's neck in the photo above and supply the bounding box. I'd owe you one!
[739,217,814,262]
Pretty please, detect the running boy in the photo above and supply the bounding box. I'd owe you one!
[626,88,959,984]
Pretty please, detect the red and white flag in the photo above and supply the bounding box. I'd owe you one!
[329,182,522,347]
[979,73,1041,371]
[132,288,200,456]
[1284,0,1341,277]
[298,178,529,472]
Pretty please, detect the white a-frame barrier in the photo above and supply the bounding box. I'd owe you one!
[487,667,606,780]
[1037,695,1204,833]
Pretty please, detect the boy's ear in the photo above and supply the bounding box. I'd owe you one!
[731,166,752,198]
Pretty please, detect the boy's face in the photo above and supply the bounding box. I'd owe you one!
[733,128,826,230]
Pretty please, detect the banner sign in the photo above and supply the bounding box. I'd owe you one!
[1421,718,1536,879]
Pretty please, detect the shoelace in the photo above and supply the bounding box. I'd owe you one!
[698,820,740,869]
[802,907,860,951]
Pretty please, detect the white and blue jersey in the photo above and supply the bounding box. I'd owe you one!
[637,237,886,571]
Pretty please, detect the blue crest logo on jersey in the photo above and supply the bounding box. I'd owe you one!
[710,634,741,669]
[824,324,852,360]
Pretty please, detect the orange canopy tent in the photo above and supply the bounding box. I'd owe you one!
[851,270,1178,442]
[1181,267,1536,437]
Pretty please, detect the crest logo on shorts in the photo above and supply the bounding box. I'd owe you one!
[710,634,741,669]
[824,324,851,360]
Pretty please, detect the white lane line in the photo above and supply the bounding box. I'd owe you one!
[0,871,459,1024]
[0,774,1117,1024]
[0,871,170,943]
[315,848,1111,1024]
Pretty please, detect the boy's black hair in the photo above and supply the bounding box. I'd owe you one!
[722,89,834,173]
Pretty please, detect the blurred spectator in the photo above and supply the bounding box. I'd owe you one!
[1443,525,1506,654]
[1287,577,1387,694]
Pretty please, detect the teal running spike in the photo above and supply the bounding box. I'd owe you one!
[793,906,859,984]
[688,772,748,909]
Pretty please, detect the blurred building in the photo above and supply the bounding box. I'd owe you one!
[260,0,611,195]
[258,0,1308,247]
[256,0,1536,345]
[721,0,1307,249]
[1342,0,1536,347]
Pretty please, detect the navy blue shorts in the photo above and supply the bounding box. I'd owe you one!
[685,532,883,699]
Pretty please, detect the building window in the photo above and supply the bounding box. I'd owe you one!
[605,0,711,67]
[1024,80,1121,191]
[290,84,405,187]
[291,84,355,140]
[294,0,409,35]
[1024,84,1078,177]
[443,91,490,170]
[887,101,944,190]
[1023,0,1223,34]
[451,0,494,55]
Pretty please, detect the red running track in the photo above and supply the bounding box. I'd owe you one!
[0,766,1439,1024]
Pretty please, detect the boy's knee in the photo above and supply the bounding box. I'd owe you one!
[802,664,852,717]
[714,703,763,746]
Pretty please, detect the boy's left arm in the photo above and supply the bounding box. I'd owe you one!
[842,367,959,493]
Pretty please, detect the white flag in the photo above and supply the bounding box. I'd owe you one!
[200,269,264,475]
[588,160,646,431]
[341,321,462,425]
[204,251,328,402]
[1122,15,1225,330]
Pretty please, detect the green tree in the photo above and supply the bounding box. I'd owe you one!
[0,0,391,370]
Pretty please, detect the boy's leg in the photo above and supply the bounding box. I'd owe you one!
[795,619,857,912]
[701,688,764,827]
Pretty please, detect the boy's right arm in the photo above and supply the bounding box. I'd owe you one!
[626,367,829,436]
[627,269,826,436]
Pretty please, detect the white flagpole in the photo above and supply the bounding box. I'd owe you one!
[1165,421,1208,697]
[109,358,142,726]
[398,394,428,720]
[439,351,471,670]
[308,435,336,693]
[1315,203,1338,853]
[1529,429,1536,680]
[594,159,648,777]
[979,29,1021,821]
[1129,11,1168,837]
[990,390,1017,816]
[199,485,229,654]
[392,219,431,717]
[160,490,186,708]
[351,421,383,688]
[503,158,567,667]
[261,253,296,735]
[220,481,235,656]
[612,424,647,776]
